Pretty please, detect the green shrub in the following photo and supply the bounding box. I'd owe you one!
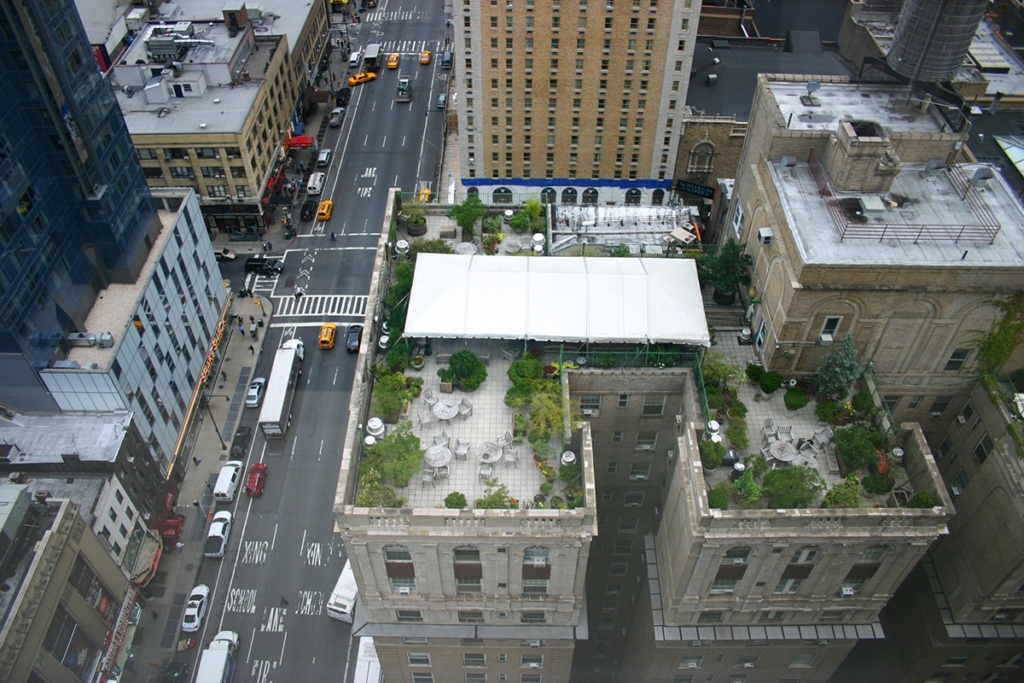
[508,211,531,233]
[481,214,503,234]
[784,387,809,411]
[745,362,765,384]
[385,339,411,370]
[559,463,582,485]
[869,431,889,450]
[833,425,878,470]
[760,371,784,394]
[708,487,729,510]
[908,490,936,508]
[539,482,554,496]
[701,352,742,389]
[728,399,748,418]
[444,491,467,509]
[744,453,770,480]
[726,418,749,450]
[699,440,726,469]
[816,334,862,400]
[851,390,873,413]
[735,470,763,509]
[763,466,825,508]
[372,371,413,416]
[475,478,512,508]
[362,422,422,489]
[862,474,894,494]
[816,400,840,423]
[449,349,488,391]
[823,474,861,509]
[706,386,726,410]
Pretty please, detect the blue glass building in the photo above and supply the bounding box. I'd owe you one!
[0,0,158,409]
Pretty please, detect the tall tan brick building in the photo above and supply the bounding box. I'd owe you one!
[454,0,700,206]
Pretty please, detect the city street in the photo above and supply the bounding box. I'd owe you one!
[181,3,449,681]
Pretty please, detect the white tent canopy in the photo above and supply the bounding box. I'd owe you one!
[403,254,711,346]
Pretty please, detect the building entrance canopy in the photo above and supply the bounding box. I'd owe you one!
[404,254,711,345]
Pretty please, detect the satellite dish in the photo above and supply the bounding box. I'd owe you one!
[807,80,821,95]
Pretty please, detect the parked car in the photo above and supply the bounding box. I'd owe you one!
[419,50,432,65]
[328,107,344,127]
[214,248,237,262]
[336,87,351,107]
[230,426,252,458]
[203,511,233,559]
[317,200,334,221]
[181,584,210,633]
[244,257,283,276]
[158,662,189,683]
[348,72,377,86]
[300,200,318,221]
[245,462,268,497]
[246,377,266,408]
[345,324,363,353]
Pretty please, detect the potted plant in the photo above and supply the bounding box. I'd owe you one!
[759,371,784,395]
[699,440,726,470]
[543,364,558,378]
[372,371,413,421]
[449,349,488,391]
[539,482,554,497]
[541,464,557,483]
[550,496,566,509]
[409,354,425,370]
[405,375,424,398]
[533,493,547,505]
[437,366,455,393]
[784,387,809,412]
[745,362,764,385]
[513,413,528,441]
[705,239,752,306]
[444,491,467,509]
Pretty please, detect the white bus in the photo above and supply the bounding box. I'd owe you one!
[352,638,381,683]
[257,340,304,438]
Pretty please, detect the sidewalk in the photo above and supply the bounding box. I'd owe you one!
[131,294,274,678]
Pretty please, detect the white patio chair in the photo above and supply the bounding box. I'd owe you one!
[423,389,439,407]
[435,465,450,480]
[458,398,473,418]
[777,426,794,442]
[505,448,520,468]
[763,418,774,429]
[434,430,449,447]
[417,411,432,428]
[498,431,513,449]
[421,471,435,487]
[478,464,493,480]
[454,439,470,460]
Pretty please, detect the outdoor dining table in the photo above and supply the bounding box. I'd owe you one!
[432,400,460,421]
[424,444,453,468]
[478,441,503,464]
[770,440,799,462]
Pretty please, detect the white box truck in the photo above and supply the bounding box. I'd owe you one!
[257,339,304,438]
[194,631,239,683]
[327,560,357,622]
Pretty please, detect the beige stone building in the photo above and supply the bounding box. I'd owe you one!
[0,487,136,683]
[113,9,301,238]
[722,74,1024,441]
[454,0,701,205]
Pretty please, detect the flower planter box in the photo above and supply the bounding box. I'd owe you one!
[439,381,454,393]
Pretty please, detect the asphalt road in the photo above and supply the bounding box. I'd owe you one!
[189,3,449,681]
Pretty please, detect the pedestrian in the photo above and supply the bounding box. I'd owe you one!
[221,371,227,381]
[193,457,201,466]
[280,596,289,607]
[151,610,158,620]
[249,345,255,355]
[330,231,336,242]
[239,324,245,335]
[249,315,255,325]
[294,285,304,300]
[266,242,272,251]
[207,482,213,491]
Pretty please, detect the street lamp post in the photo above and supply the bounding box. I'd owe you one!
[193,499,206,517]
[205,402,228,451]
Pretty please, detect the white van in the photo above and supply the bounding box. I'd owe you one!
[317,148,332,168]
[213,461,243,503]
[327,560,358,622]
[307,172,326,196]
[349,51,362,69]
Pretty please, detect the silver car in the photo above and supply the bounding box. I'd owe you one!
[246,377,266,408]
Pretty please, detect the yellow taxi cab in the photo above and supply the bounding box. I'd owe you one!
[387,53,401,70]
[318,322,338,349]
[419,50,431,65]
[348,72,377,86]
[418,187,432,203]
[317,200,334,221]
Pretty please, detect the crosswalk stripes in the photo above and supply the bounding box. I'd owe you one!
[273,294,368,318]
[366,38,438,54]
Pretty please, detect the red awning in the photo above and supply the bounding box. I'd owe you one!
[288,136,315,149]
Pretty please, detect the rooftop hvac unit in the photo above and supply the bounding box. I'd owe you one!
[818,333,834,346]
[98,332,114,348]
[840,587,855,598]
[66,332,97,347]
[532,558,546,567]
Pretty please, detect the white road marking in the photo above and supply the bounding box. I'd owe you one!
[241,540,269,564]
[262,606,287,632]
[271,523,278,550]
[296,590,325,616]
[226,588,258,613]
[250,659,274,683]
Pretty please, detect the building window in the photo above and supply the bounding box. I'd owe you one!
[641,394,666,416]
[698,611,723,623]
[680,654,704,668]
[579,395,601,415]
[909,396,923,409]
[458,578,482,593]
[408,653,431,666]
[412,674,435,683]
[606,582,623,594]
[974,434,994,464]
[464,653,487,667]
[466,674,487,683]
[404,638,428,644]
[790,653,816,668]
[609,562,628,576]
[521,611,546,623]
[711,579,737,594]
[614,540,633,555]
[459,610,485,623]
[623,491,644,506]
[687,141,716,173]
[628,463,650,480]
[618,394,629,408]
[732,204,744,236]
[397,610,424,622]
[390,577,415,591]
[930,396,952,416]
[523,579,548,595]
[944,348,971,372]
[635,432,657,451]
[943,655,970,667]
[521,655,543,667]
[861,545,887,562]
[759,610,787,623]
[521,676,542,683]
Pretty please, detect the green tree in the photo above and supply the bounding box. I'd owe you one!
[475,478,512,508]
[363,422,423,488]
[823,474,862,509]
[372,371,412,417]
[523,197,543,220]
[355,468,407,508]
[444,491,467,509]
[449,196,486,233]
[611,243,631,258]
[833,425,878,470]
[705,239,752,305]
[509,211,531,233]
[409,238,454,260]
[763,466,824,508]
[449,349,488,391]
[816,333,862,401]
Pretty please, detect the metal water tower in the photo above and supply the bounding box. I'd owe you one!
[886,0,988,83]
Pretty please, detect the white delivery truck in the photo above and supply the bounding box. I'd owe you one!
[194,631,239,683]
[327,560,357,622]
[257,339,304,438]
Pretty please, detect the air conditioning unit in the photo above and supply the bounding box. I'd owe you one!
[636,444,653,452]
[840,586,855,598]
[532,558,546,567]
[581,409,598,417]
[666,450,675,459]
[398,587,411,595]
[818,333,834,346]
[731,558,746,566]
[528,663,540,668]
[744,663,755,669]
[757,227,774,245]
[528,640,541,648]
[625,501,642,508]
[956,414,966,425]
[675,414,683,425]
[930,411,943,418]
[629,474,648,481]
[951,486,963,497]
[687,662,699,669]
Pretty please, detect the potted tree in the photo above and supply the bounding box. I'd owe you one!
[437,366,455,393]
[705,239,752,306]
[699,440,726,471]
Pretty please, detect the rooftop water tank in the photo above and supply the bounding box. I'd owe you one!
[886,0,987,83]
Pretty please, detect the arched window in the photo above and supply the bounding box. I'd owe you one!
[454,546,482,594]
[775,546,819,595]
[493,187,513,204]
[713,546,750,594]
[523,547,550,595]
[384,544,415,591]
[688,140,717,174]
[467,187,480,200]
[724,546,750,560]
[561,188,577,204]
[625,188,642,205]
[582,188,599,205]
[541,187,557,204]
[652,189,665,205]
